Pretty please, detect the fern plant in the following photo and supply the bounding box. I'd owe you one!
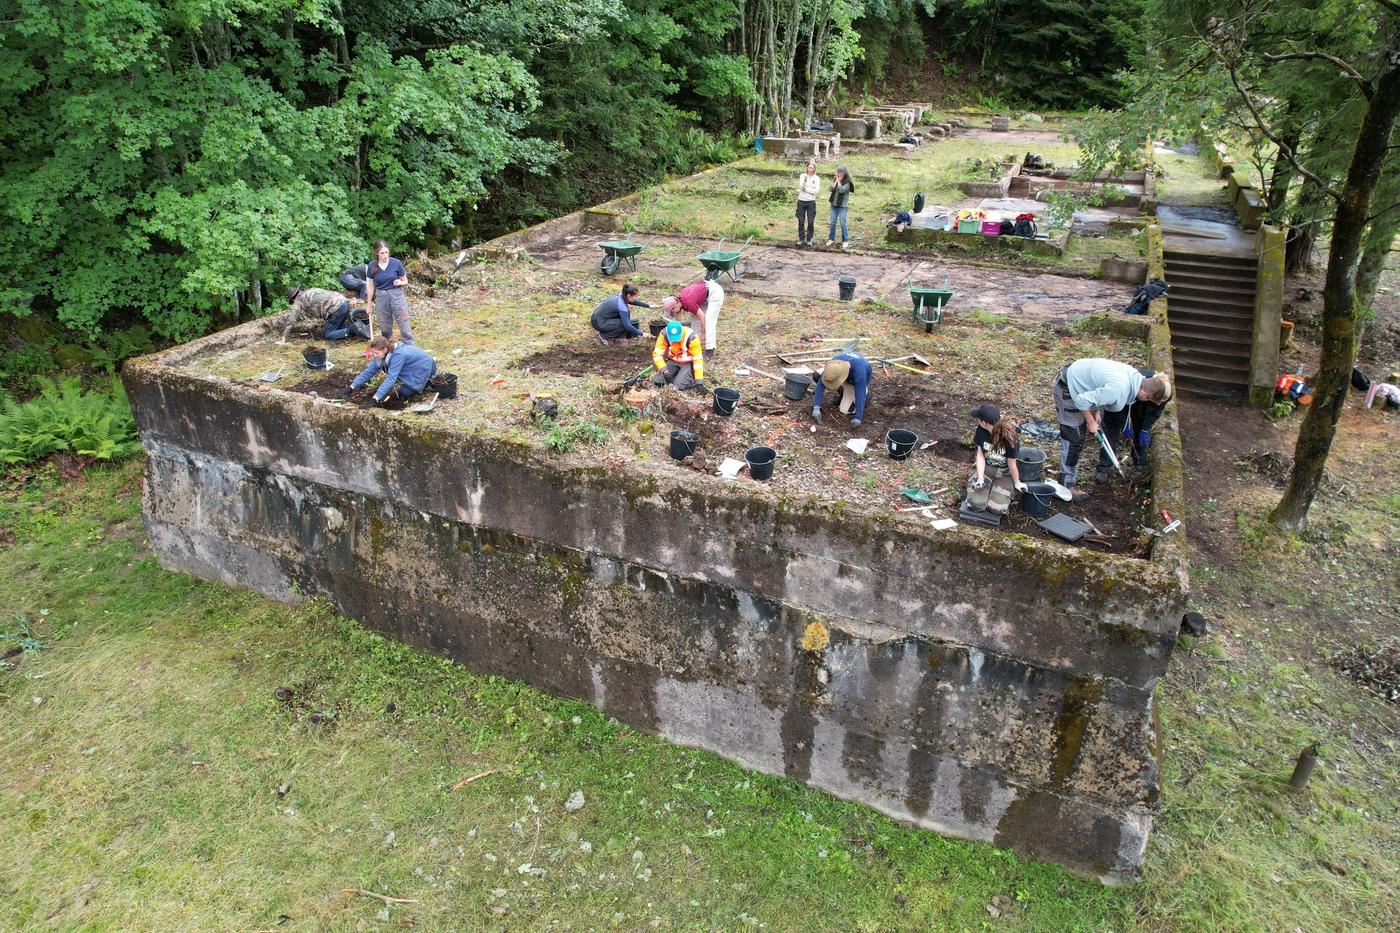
[0,376,140,465]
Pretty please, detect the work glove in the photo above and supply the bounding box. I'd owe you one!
[971,477,987,490]
[339,386,355,399]
[691,380,706,392]
[1015,482,1027,492]
[1135,429,1151,451]
[357,395,380,409]
[851,418,862,427]
[811,407,822,424]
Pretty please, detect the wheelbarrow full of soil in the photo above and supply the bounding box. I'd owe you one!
[597,234,657,276]
[907,276,953,332]
[697,236,754,283]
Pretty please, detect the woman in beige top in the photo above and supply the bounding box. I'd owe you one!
[795,160,820,247]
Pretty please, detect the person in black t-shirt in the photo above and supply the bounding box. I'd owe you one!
[965,403,1025,515]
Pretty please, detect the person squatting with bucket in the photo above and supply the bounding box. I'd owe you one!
[662,279,724,358]
[591,283,652,345]
[1052,358,1171,496]
[652,320,705,391]
[342,336,437,408]
[811,352,871,426]
[277,287,370,344]
[365,239,414,344]
[963,404,1024,515]
[795,160,820,247]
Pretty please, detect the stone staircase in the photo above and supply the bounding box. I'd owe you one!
[1163,250,1257,397]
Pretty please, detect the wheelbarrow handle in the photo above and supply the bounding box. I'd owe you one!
[642,236,660,248]
[714,238,727,254]
[737,235,755,253]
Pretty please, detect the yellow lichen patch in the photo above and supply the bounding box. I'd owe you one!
[800,620,830,653]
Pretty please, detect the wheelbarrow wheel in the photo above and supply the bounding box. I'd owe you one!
[704,268,720,282]
[600,253,620,276]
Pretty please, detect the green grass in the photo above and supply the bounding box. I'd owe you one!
[3,458,1396,930]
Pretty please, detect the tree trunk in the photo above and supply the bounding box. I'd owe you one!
[1265,127,1299,214]
[1285,182,1329,275]
[1271,33,1400,530]
[1354,170,1400,320]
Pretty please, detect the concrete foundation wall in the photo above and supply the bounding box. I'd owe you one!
[1249,225,1286,405]
[125,292,1184,885]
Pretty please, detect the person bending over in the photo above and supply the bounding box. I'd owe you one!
[343,336,436,408]
[811,352,871,426]
[964,403,1023,515]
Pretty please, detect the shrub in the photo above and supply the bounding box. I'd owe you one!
[0,377,140,465]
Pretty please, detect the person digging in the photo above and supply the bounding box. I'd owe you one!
[963,403,1023,516]
[277,286,370,344]
[341,336,437,408]
[1052,358,1170,497]
[662,278,723,359]
[651,320,705,391]
[590,282,652,345]
[811,352,871,426]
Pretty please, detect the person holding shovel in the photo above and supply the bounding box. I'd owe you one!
[662,279,724,358]
[365,239,414,344]
[811,352,871,426]
[651,320,705,391]
[590,283,651,345]
[1052,358,1170,494]
[964,403,1023,515]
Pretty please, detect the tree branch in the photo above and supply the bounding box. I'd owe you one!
[1261,51,1373,99]
[1363,199,1400,225]
[1373,0,1399,14]
[1225,59,1342,201]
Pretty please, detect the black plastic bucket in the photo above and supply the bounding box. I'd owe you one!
[1021,483,1056,517]
[429,373,458,400]
[886,429,918,460]
[745,446,776,481]
[713,387,740,416]
[1015,445,1046,482]
[302,347,327,369]
[783,372,812,401]
[669,430,700,460]
[649,318,666,337]
[838,275,857,300]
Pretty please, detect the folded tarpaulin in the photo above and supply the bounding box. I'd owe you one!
[1123,278,1170,315]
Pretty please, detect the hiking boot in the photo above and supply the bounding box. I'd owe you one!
[595,333,611,347]
[1070,487,1089,502]
[795,239,804,247]
[825,239,834,247]
[841,241,850,250]
[1094,469,1110,484]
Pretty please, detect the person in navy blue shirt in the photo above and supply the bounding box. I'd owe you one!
[365,239,414,344]
[342,336,436,407]
[590,283,652,345]
[811,352,872,425]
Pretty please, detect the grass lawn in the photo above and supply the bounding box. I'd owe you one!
[3,390,1398,929]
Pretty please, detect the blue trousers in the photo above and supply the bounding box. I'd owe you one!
[828,206,849,241]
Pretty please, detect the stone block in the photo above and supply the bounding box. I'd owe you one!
[991,115,1011,132]
[831,117,870,139]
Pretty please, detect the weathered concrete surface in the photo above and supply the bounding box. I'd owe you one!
[831,117,870,139]
[1249,225,1286,405]
[127,299,1185,883]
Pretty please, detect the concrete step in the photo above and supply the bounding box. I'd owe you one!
[1164,257,1258,282]
[1175,370,1249,398]
[1167,314,1255,340]
[1168,293,1257,317]
[1168,279,1257,301]
[1170,338,1252,366]
[1172,353,1250,383]
[1163,250,1258,271]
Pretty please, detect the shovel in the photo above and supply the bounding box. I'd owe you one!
[1095,430,1126,478]
[1036,478,1075,501]
[622,364,654,388]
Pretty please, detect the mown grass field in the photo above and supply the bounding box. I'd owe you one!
[3,388,1398,930]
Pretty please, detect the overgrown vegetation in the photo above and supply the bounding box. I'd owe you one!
[0,377,139,466]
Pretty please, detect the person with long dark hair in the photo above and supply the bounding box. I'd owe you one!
[964,403,1024,515]
[365,239,413,344]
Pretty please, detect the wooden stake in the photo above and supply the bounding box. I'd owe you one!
[345,888,418,905]
[449,769,500,791]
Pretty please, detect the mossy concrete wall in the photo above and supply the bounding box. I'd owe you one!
[124,295,1186,886]
[1249,225,1286,406]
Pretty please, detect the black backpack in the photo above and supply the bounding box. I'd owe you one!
[913,192,925,214]
[1351,367,1371,392]
[1012,218,1036,237]
[999,219,1015,235]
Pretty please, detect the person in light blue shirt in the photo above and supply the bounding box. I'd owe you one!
[343,337,436,407]
[1052,358,1170,490]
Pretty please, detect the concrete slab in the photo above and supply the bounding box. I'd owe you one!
[1157,206,1257,258]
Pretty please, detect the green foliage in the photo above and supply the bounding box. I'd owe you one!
[0,343,60,395]
[87,326,155,375]
[0,615,44,660]
[0,377,140,466]
[532,412,611,452]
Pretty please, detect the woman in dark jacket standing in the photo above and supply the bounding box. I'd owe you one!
[365,239,413,343]
[826,165,855,249]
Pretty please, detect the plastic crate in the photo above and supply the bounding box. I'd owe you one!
[956,219,981,234]
[981,220,1001,236]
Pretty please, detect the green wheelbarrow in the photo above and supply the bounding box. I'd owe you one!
[907,276,953,332]
[697,236,754,283]
[597,234,657,276]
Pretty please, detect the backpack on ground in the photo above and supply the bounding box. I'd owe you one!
[913,192,925,214]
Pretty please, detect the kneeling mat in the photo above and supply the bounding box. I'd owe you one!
[1036,513,1091,542]
[958,500,1003,526]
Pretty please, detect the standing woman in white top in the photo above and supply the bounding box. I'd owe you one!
[795,160,820,247]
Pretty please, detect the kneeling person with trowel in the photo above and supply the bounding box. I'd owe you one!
[652,321,705,391]
[342,336,436,408]
[1052,358,1170,495]
[812,352,871,426]
[964,403,1023,515]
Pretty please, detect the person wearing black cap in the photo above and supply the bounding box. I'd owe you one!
[964,403,1024,515]
[277,286,369,344]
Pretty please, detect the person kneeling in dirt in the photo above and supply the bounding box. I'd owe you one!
[662,279,723,358]
[811,353,871,426]
[591,283,652,346]
[964,403,1024,515]
[651,320,705,391]
[1121,366,1173,466]
[342,336,436,408]
[278,287,370,344]
[1053,358,1171,494]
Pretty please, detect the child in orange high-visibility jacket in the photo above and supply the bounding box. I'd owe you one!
[652,320,705,391]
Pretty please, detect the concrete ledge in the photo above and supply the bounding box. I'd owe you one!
[886,226,1068,258]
